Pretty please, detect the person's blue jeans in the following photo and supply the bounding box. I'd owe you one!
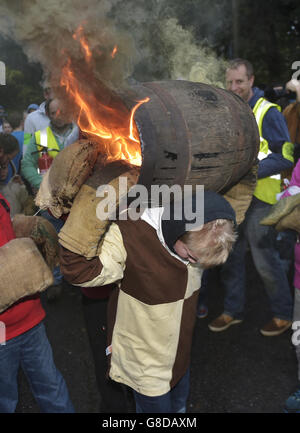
[133,368,190,413]
[0,322,74,413]
[40,210,64,285]
[221,198,293,321]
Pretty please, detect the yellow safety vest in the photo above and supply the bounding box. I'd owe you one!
[35,127,60,159]
[252,97,294,204]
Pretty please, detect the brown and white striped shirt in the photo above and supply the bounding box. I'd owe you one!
[60,208,203,397]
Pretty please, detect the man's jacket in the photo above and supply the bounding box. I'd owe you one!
[21,123,79,190]
[250,87,294,204]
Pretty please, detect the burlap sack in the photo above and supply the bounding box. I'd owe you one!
[12,214,59,270]
[0,179,29,217]
[35,139,98,218]
[0,237,54,313]
[275,206,300,233]
[59,160,140,259]
[23,194,38,216]
[223,162,258,225]
[260,193,300,226]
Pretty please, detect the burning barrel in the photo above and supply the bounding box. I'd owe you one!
[122,80,259,192]
[44,80,260,258]
[44,79,260,215]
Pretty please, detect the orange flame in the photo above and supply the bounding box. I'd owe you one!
[61,27,149,166]
[111,45,118,58]
[72,25,92,64]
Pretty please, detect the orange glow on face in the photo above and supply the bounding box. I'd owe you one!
[60,26,149,166]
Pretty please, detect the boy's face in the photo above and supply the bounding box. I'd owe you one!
[2,122,13,134]
[0,148,18,169]
[173,239,198,264]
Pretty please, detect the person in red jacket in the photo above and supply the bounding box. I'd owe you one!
[0,137,74,413]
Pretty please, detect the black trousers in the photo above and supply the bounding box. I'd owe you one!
[81,294,132,412]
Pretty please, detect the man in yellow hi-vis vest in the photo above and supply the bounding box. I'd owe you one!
[21,98,79,191]
[208,59,294,337]
[21,98,79,301]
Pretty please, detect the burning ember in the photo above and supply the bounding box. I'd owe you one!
[60,26,149,166]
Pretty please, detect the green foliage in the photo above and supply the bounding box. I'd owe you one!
[234,0,300,85]
[0,66,43,113]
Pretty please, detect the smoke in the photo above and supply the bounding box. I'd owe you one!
[0,0,229,94]
[0,0,136,90]
[108,0,229,86]
[159,18,227,87]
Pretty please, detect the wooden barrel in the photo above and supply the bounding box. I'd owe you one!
[122,80,259,192]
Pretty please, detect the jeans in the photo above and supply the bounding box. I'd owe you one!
[221,198,293,321]
[0,322,74,413]
[40,210,64,285]
[133,368,190,413]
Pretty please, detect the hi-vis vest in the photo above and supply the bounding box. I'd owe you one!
[252,97,294,205]
[34,127,60,159]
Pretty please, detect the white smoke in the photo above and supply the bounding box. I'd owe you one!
[0,0,228,91]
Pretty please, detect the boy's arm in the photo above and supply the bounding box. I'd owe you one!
[59,222,127,287]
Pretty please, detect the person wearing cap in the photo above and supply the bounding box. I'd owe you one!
[27,104,39,114]
[59,190,236,413]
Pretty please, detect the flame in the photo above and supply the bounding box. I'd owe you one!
[72,25,92,64]
[129,98,150,142]
[60,26,149,166]
[111,45,118,58]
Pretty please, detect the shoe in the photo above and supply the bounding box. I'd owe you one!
[197,304,208,319]
[284,384,300,413]
[208,313,242,332]
[260,318,292,337]
[46,284,63,302]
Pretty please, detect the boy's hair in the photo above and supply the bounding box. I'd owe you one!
[180,219,236,268]
[0,132,19,154]
[7,112,23,130]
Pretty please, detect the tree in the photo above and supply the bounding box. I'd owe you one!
[0,66,43,113]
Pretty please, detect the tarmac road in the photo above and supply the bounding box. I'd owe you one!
[15,252,298,413]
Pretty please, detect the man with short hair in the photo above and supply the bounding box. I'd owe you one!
[21,98,79,301]
[60,190,236,413]
[208,58,294,336]
[21,98,79,191]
